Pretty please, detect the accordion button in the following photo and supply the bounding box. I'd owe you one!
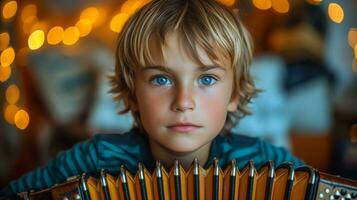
[75,194,81,200]
[345,193,351,199]
[335,190,342,199]
[330,195,336,200]
[351,192,357,198]
[326,188,331,194]
[319,193,325,198]
[62,197,69,200]
[341,189,347,196]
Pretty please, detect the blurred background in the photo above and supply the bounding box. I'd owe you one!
[0,0,357,188]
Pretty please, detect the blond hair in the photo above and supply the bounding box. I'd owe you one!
[110,0,258,134]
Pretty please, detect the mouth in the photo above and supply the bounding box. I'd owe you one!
[167,123,202,133]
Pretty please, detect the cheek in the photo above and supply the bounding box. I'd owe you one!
[198,85,232,122]
[135,85,169,125]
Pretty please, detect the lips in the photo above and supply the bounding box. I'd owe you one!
[167,123,202,133]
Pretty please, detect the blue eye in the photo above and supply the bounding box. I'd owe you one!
[150,75,172,86]
[198,75,217,86]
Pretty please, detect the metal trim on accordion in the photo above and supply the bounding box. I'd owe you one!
[19,159,357,200]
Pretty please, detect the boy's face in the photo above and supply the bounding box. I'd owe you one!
[132,32,239,154]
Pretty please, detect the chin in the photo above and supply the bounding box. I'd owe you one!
[164,142,201,154]
[168,147,195,154]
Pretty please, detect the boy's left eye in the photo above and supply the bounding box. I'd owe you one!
[198,75,217,86]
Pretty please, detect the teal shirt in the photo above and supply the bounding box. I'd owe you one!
[5,128,303,194]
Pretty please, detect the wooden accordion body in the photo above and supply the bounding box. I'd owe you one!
[22,159,357,200]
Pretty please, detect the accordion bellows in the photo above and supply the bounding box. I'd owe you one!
[25,159,357,200]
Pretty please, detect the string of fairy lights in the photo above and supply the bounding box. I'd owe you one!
[0,0,356,131]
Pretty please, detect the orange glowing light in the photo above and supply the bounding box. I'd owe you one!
[28,30,45,50]
[6,84,20,104]
[63,26,80,45]
[23,16,38,34]
[76,20,92,37]
[95,8,107,27]
[141,0,151,6]
[4,104,18,124]
[272,0,289,13]
[30,21,49,33]
[0,32,10,50]
[217,0,235,6]
[252,0,272,10]
[0,65,11,82]
[0,47,15,67]
[110,13,129,33]
[121,0,148,16]
[21,4,37,22]
[80,7,99,25]
[354,45,357,59]
[348,28,357,48]
[328,3,344,24]
[14,109,30,130]
[121,0,138,14]
[2,1,17,19]
[47,26,64,45]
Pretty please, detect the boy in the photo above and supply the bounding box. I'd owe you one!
[1,0,303,196]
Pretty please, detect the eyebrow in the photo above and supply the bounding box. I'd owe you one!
[141,65,226,73]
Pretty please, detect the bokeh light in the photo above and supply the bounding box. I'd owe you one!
[80,7,99,26]
[328,3,344,24]
[4,104,18,124]
[140,0,151,7]
[121,0,147,16]
[348,28,357,48]
[28,30,45,50]
[14,109,30,130]
[22,16,38,34]
[30,21,49,33]
[272,0,289,13]
[76,19,92,37]
[110,13,129,33]
[63,26,80,45]
[21,4,37,22]
[0,65,12,82]
[47,26,64,45]
[355,45,357,59]
[0,47,15,67]
[0,32,10,50]
[217,0,235,6]
[95,8,107,27]
[252,0,272,10]
[6,84,20,104]
[2,1,17,19]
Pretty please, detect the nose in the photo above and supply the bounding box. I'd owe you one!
[171,84,195,112]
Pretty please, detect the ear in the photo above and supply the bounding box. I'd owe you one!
[227,94,239,112]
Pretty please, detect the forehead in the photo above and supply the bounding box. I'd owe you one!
[142,31,230,70]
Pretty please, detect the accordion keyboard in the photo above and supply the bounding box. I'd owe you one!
[18,159,357,200]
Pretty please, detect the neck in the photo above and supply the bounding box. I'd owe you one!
[149,139,212,171]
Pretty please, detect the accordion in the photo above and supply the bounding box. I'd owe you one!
[21,159,357,200]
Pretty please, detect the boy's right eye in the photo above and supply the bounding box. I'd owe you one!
[150,75,173,86]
